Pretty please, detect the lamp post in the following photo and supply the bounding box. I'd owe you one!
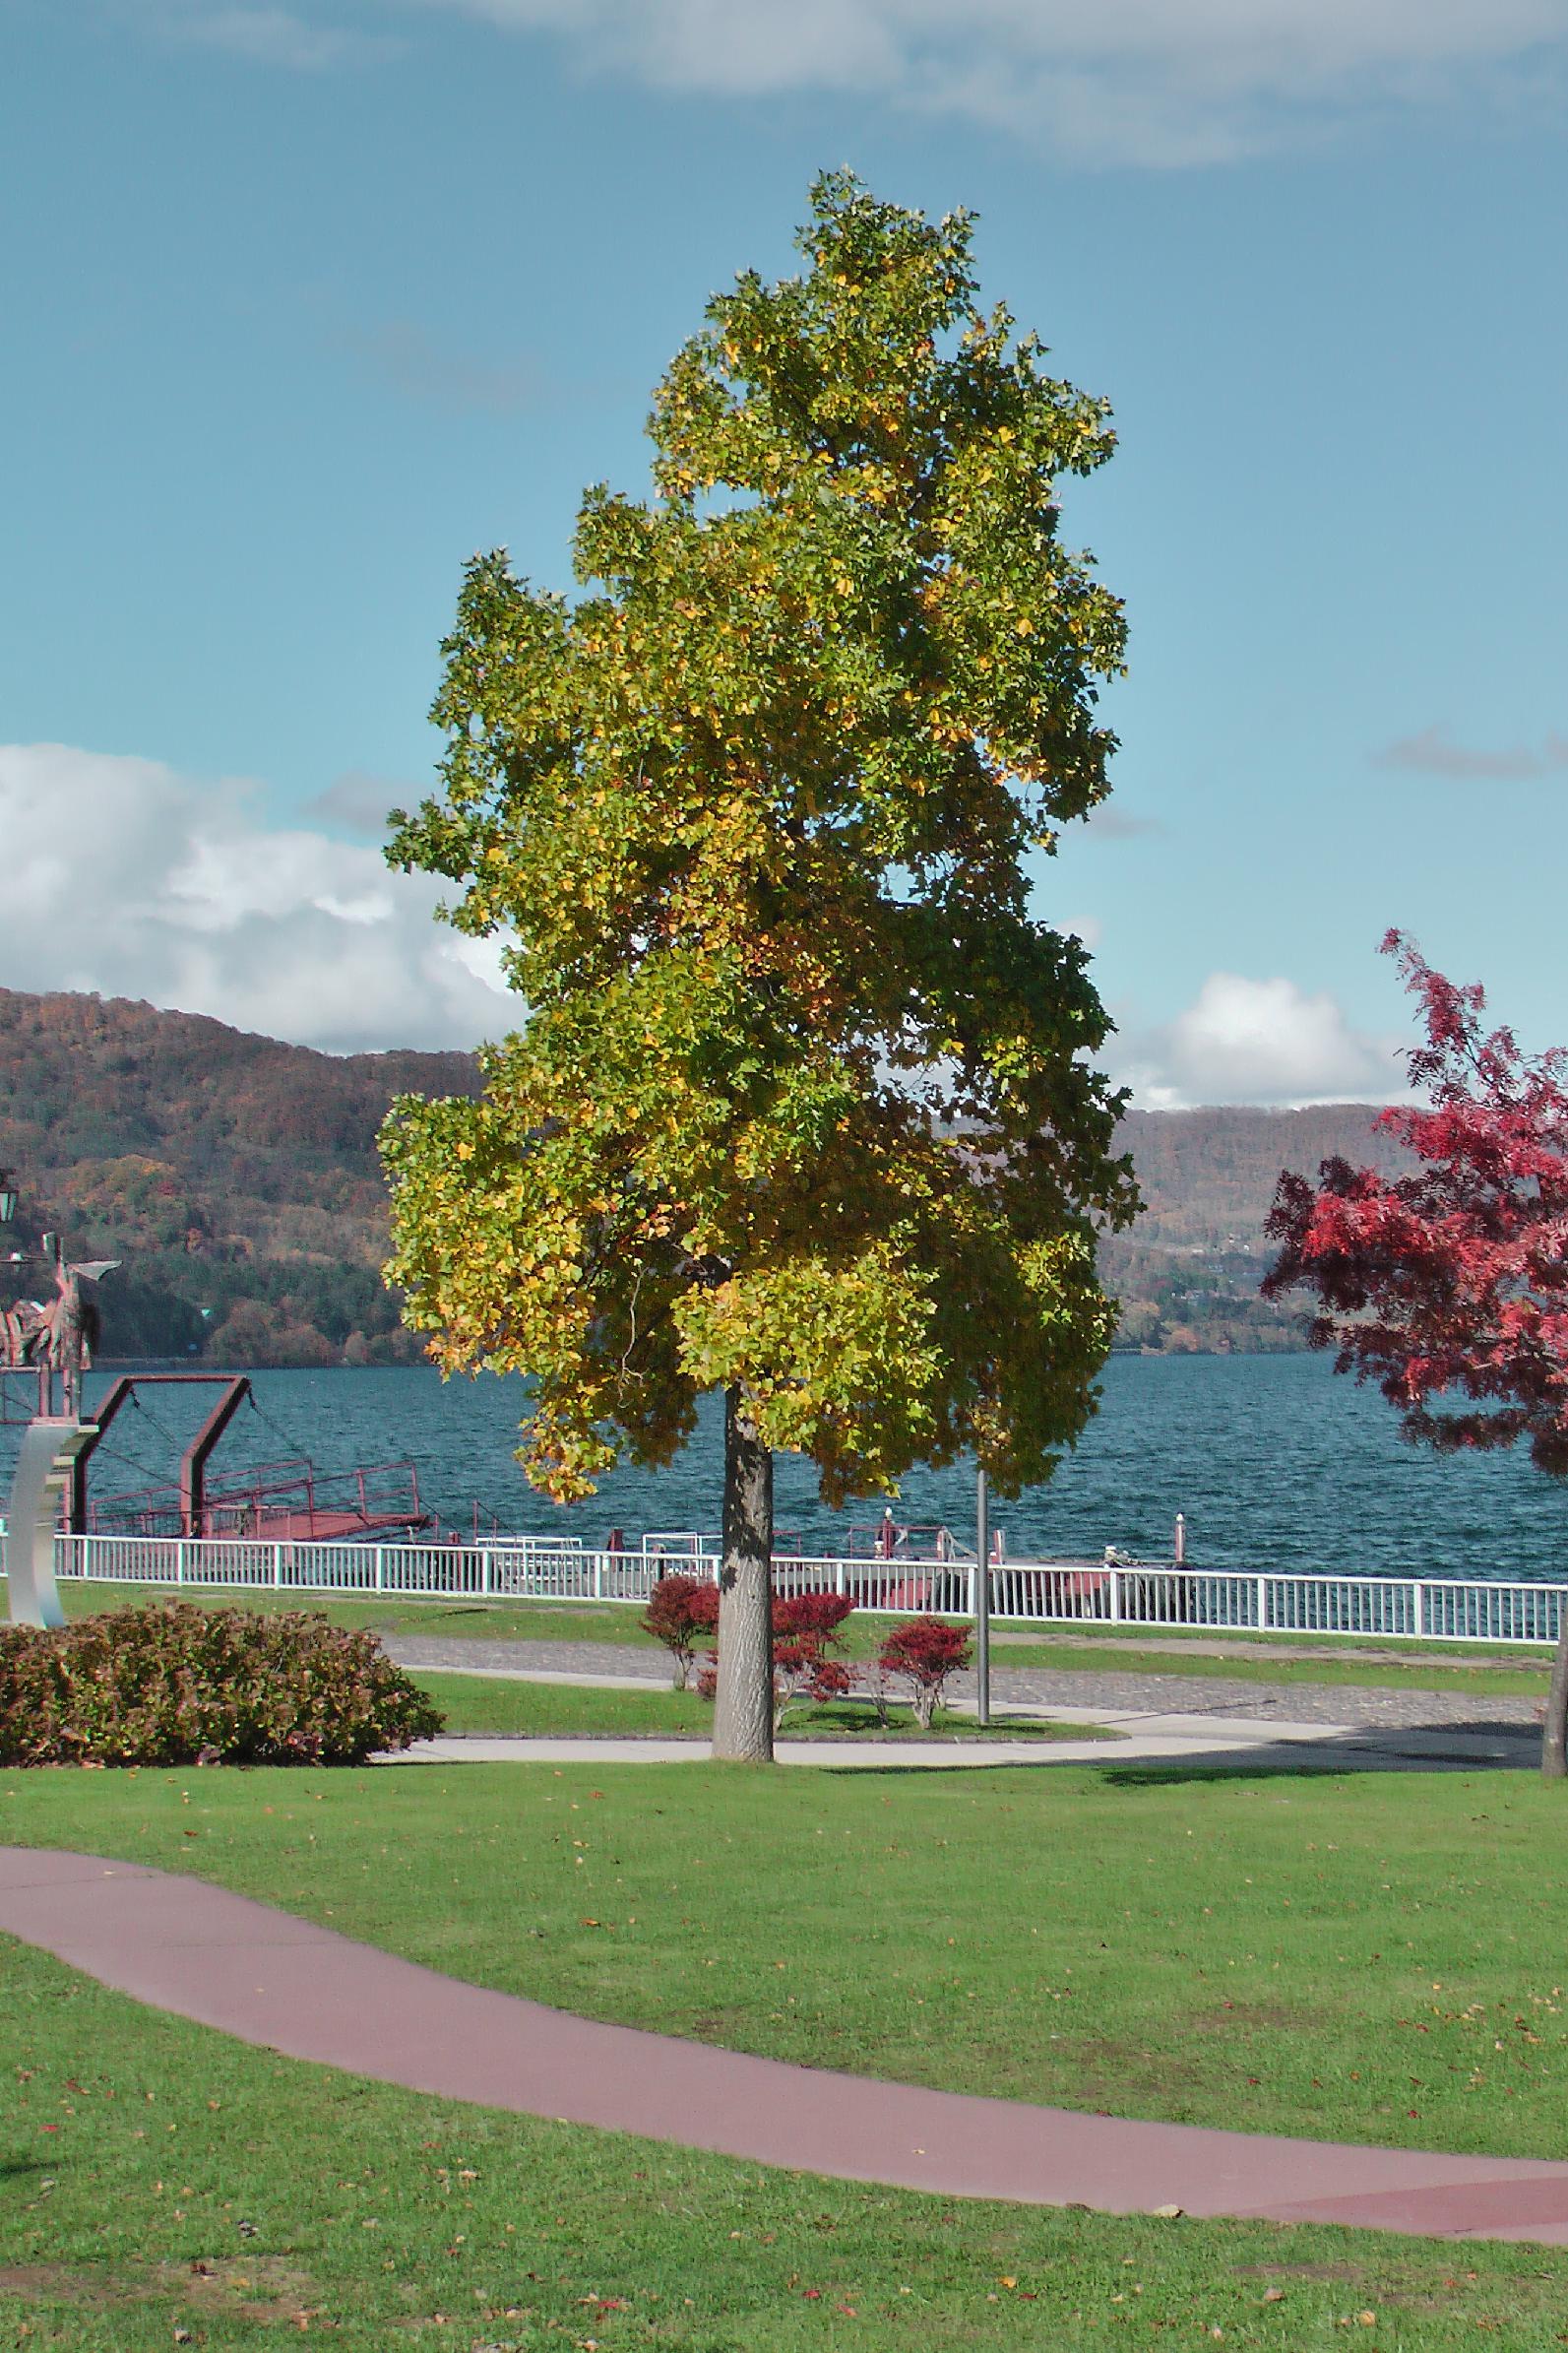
[974,1465,990,1727]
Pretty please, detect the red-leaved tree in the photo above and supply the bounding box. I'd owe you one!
[642,1574,721,1689]
[876,1617,972,1730]
[1263,931,1568,1778]
[693,1590,857,1725]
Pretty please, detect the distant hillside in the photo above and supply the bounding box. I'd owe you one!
[1104,1104,1411,1354]
[0,988,481,1365]
[0,987,1409,1362]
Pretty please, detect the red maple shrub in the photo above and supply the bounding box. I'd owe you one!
[876,1617,972,1729]
[0,1603,442,1767]
[774,1591,853,1643]
[642,1572,721,1688]
[690,1588,857,1721]
[773,1641,853,1720]
[1264,930,1568,1778]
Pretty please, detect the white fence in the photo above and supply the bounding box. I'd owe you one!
[2,1527,1564,1647]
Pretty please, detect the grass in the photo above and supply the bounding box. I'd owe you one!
[6,1761,1568,2161]
[970,1640,1552,1701]
[15,1577,1557,1697]
[19,1576,663,1652]
[10,1940,1568,2352]
[411,1672,1114,1742]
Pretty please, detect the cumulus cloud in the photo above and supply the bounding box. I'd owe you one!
[0,744,513,1054]
[389,0,1568,164]
[304,769,417,836]
[1118,971,1403,1109]
[119,0,1568,159]
[1377,724,1568,781]
[1061,912,1103,949]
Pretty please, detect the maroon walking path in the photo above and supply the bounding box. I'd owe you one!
[7,1845,1568,2247]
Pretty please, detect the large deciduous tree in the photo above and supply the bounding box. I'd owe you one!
[1264,931,1568,1777]
[379,173,1138,1761]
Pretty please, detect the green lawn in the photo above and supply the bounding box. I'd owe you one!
[17,1576,662,1652]
[975,1639,1552,1701]
[413,1672,1114,1742]
[9,1938,1567,2353]
[6,1761,1567,2161]
[11,1576,1556,1699]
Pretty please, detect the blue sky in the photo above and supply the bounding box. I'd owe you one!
[4,0,1566,1095]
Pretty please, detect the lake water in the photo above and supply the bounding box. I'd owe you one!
[34,1354,1567,1583]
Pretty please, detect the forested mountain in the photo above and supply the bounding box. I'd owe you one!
[0,987,1406,1362]
[1102,1105,1412,1354]
[0,988,480,1365]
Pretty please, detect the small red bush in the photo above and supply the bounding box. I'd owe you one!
[642,1572,721,1687]
[688,1588,857,1722]
[774,1641,852,1718]
[0,1603,443,1768]
[774,1591,853,1643]
[877,1617,972,1730]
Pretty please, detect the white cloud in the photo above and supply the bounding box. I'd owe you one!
[383,0,1568,164]
[1061,912,1103,949]
[303,769,415,836]
[1377,724,1568,781]
[0,743,513,1055]
[1118,971,1402,1108]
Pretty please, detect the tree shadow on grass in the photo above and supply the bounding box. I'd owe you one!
[816,1729,1542,1785]
[1098,1737,1541,1789]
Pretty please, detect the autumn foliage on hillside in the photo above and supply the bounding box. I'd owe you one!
[0,987,479,1364]
[0,982,1411,1366]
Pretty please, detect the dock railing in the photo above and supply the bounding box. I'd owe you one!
[2,1527,1564,1646]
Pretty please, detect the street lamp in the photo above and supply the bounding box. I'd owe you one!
[974,1465,990,1727]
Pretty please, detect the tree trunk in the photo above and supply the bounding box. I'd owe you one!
[711,1386,775,1763]
[1544,1615,1568,1781]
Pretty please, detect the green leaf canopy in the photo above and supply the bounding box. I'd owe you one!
[381,171,1139,1507]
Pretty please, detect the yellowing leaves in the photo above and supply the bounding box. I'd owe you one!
[377,171,1136,1507]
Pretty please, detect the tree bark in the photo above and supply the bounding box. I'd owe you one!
[1544,1615,1568,1781]
[711,1386,775,1763]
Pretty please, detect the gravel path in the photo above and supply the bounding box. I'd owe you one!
[386,1633,1546,1736]
[8,1845,1568,2243]
[990,1629,1551,1672]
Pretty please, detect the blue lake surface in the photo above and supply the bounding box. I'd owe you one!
[35,1354,1567,1582]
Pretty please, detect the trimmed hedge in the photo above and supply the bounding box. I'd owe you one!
[0,1603,444,1767]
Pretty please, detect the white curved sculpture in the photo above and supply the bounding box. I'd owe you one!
[5,1419,94,1629]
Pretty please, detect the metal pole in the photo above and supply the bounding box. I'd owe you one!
[974,1466,990,1727]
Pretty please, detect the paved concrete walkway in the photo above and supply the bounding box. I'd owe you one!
[6,1845,1568,2246]
[390,1707,1537,1772]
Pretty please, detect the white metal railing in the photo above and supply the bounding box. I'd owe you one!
[2,1526,1564,1647]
